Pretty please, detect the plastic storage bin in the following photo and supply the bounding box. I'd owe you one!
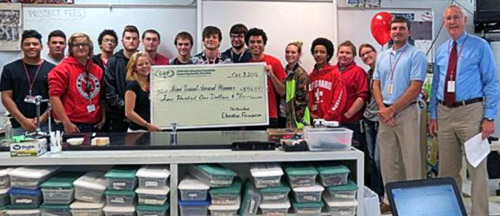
[40,203,71,216]
[9,188,42,207]
[105,166,139,191]
[178,175,209,201]
[70,201,104,216]
[0,188,10,206]
[249,163,284,188]
[238,181,261,216]
[317,165,350,187]
[188,164,236,188]
[323,196,358,216]
[0,168,13,189]
[284,164,318,188]
[178,199,210,216]
[326,180,358,202]
[6,209,40,216]
[209,177,242,205]
[208,197,240,216]
[102,206,135,216]
[9,167,58,190]
[136,165,170,189]
[291,199,324,215]
[136,186,169,205]
[136,203,169,216]
[105,190,136,206]
[73,171,107,203]
[41,172,81,204]
[259,199,290,216]
[304,127,353,151]
[292,183,324,202]
[259,182,290,203]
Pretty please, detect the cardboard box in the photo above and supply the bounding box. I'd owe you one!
[10,138,47,157]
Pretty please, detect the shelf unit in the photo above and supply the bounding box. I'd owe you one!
[0,148,365,216]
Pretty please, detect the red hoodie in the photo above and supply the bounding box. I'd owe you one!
[308,64,347,122]
[48,56,103,124]
[335,62,369,123]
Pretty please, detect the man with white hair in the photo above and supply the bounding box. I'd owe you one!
[429,5,500,215]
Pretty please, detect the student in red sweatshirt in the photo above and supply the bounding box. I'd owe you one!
[49,32,105,133]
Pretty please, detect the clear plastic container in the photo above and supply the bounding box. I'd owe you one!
[73,172,107,203]
[9,167,59,190]
[105,166,139,191]
[9,188,42,206]
[208,197,240,216]
[105,190,136,207]
[259,182,290,203]
[259,199,290,216]
[238,181,261,216]
[209,178,242,205]
[188,164,236,188]
[291,199,324,215]
[292,184,324,202]
[0,168,13,189]
[102,206,135,216]
[70,201,104,216]
[249,163,283,188]
[136,165,170,189]
[304,127,353,151]
[136,203,169,216]
[0,188,10,206]
[41,172,81,204]
[6,209,40,216]
[178,199,210,216]
[317,165,350,187]
[136,186,170,205]
[284,164,318,188]
[325,180,358,202]
[40,203,71,216]
[323,195,358,216]
[178,175,209,201]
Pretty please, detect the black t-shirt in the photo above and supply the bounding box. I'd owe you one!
[0,59,55,128]
[222,48,252,63]
[126,81,150,130]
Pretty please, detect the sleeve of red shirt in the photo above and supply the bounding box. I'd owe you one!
[272,59,286,82]
[324,73,347,122]
[48,66,69,97]
[356,68,370,102]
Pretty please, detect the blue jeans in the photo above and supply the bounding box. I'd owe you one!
[364,119,384,198]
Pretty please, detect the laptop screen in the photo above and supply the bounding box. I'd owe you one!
[391,184,465,216]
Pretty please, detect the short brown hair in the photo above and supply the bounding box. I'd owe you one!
[122,25,139,38]
[358,43,376,55]
[174,31,193,46]
[390,16,411,31]
[338,40,357,57]
[202,26,222,41]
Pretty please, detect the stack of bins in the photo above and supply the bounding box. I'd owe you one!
[0,168,13,208]
[6,167,58,216]
[71,171,107,216]
[179,164,237,216]
[135,165,170,216]
[103,166,139,216]
[250,163,290,216]
[318,165,358,216]
[40,172,82,216]
[208,178,242,216]
[284,164,324,215]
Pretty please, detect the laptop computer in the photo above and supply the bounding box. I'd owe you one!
[386,177,467,216]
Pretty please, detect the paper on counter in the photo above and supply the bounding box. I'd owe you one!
[464,133,491,168]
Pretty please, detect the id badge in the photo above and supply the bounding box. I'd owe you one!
[24,95,35,103]
[87,104,96,113]
[387,84,394,95]
[447,81,455,93]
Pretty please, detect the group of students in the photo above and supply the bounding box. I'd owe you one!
[1,4,499,215]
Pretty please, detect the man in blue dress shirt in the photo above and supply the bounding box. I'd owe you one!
[372,16,427,210]
[429,5,500,215]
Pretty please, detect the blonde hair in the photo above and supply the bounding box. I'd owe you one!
[287,41,303,54]
[126,51,151,91]
[67,32,94,58]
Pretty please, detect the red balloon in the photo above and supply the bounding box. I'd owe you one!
[370,12,393,45]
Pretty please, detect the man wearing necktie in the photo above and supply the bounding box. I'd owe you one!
[429,5,500,215]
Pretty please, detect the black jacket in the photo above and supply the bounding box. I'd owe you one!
[104,49,130,120]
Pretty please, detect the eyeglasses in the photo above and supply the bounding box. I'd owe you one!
[230,34,245,39]
[103,38,116,44]
[360,50,374,58]
[73,43,90,48]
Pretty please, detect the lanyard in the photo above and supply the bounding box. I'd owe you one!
[231,49,245,63]
[388,46,407,83]
[447,34,468,81]
[22,60,43,96]
[204,51,218,64]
